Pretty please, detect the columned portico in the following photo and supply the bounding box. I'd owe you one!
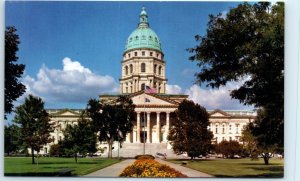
[156,112,160,143]
[136,112,141,143]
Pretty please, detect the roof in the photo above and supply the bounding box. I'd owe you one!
[125,7,162,52]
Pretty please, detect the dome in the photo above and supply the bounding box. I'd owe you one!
[125,7,162,52]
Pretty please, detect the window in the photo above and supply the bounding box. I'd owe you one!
[128,53,131,58]
[229,137,232,141]
[129,38,132,42]
[134,52,137,56]
[236,124,239,134]
[126,87,128,93]
[150,52,153,56]
[130,64,133,73]
[142,35,146,40]
[158,66,162,75]
[154,64,157,74]
[155,37,158,42]
[125,66,128,75]
[141,63,146,72]
[222,137,225,141]
[142,51,145,56]
[141,83,145,90]
[222,125,225,134]
[157,53,159,58]
[215,125,218,134]
[149,36,152,40]
[229,125,232,133]
[135,36,139,40]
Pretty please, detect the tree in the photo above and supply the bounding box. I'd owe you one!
[49,141,64,157]
[14,95,53,164]
[168,100,213,160]
[188,2,284,160]
[215,140,243,159]
[61,113,97,163]
[250,108,278,165]
[5,26,26,118]
[4,124,22,155]
[87,96,135,158]
[240,123,259,159]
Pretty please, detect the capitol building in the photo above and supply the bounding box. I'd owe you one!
[42,8,256,157]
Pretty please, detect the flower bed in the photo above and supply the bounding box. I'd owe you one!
[119,159,187,177]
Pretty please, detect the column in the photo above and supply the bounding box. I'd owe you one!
[166,112,170,141]
[147,112,151,143]
[156,112,160,143]
[137,112,141,143]
[126,132,131,143]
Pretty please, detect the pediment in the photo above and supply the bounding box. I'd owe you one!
[51,109,81,117]
[130,93,177,106]
[209,109,231,117]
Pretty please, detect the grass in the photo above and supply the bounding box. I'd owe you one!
[168,158,284,178]
[4,157,121,176]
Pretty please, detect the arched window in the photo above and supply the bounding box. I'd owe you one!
[125,66,128,75]
[130,64,133,74]
[149,36,153,41]
[135,36,139,40]
[141,83,145,90]
[134,52,137,56]
[154,64,157,74]
[141,63,146,72]
[158,66,162,75]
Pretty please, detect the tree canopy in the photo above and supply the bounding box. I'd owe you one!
[4,124,22,155]
[168,100,213,160]
[5,26,26,118]
[61,113,97,163]
[215,140,243,159]
[14,95,53,164]
[87,96,135,158]
[188,2,284,150]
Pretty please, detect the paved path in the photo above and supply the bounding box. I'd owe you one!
[156,159,213,177]
[85,159,135,177]
[85,158,213,178]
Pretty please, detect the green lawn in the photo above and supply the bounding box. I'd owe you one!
[4,157,120,176]
[168,158,284,178]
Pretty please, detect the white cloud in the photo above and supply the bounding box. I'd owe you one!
[166,84,182,94]
[21,57,119,105]
[184,81,253,110]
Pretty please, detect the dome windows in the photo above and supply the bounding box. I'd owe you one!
[134,52,137,56]
[142,35,146,40]
[130,64,133,73]
[141,63,146,72]
[135,36,139,40]
[149,36,153,41]
[150,52,153,56]
[142,51,145,56]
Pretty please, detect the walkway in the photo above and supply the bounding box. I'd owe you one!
[85,159,135,177]
[85,158,213,177]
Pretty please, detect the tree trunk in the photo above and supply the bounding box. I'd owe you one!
[31,147,35,164]
[263,154,269,165]
[75,153,78,163]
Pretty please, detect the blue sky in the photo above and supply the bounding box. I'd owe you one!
[5,1,254,121]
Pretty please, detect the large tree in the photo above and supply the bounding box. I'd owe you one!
[4,124,22,155]
[215,140,243,159]
[87,96,135,158]
[61,113,97,163]
[14,95,53,164]
[5,26,26,118]
[168,100,213,160]
[188,2,284,155]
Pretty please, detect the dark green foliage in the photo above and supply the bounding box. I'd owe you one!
[14,95,53,164]
[4,124,22,155]
[240,124,258,159]
[168,100,213,160]
[49,141,64,157]
[215,140,243,159]
[61,113,97,163]
[188,2,284,158]
[5,26,26,118]
[87,96,135,158]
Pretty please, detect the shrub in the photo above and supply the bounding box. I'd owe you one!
[134,154,155,160]
[119,159,187,177]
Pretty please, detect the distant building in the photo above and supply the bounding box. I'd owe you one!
[38,8,256,157]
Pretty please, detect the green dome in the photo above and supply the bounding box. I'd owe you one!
[125,7,162,52]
